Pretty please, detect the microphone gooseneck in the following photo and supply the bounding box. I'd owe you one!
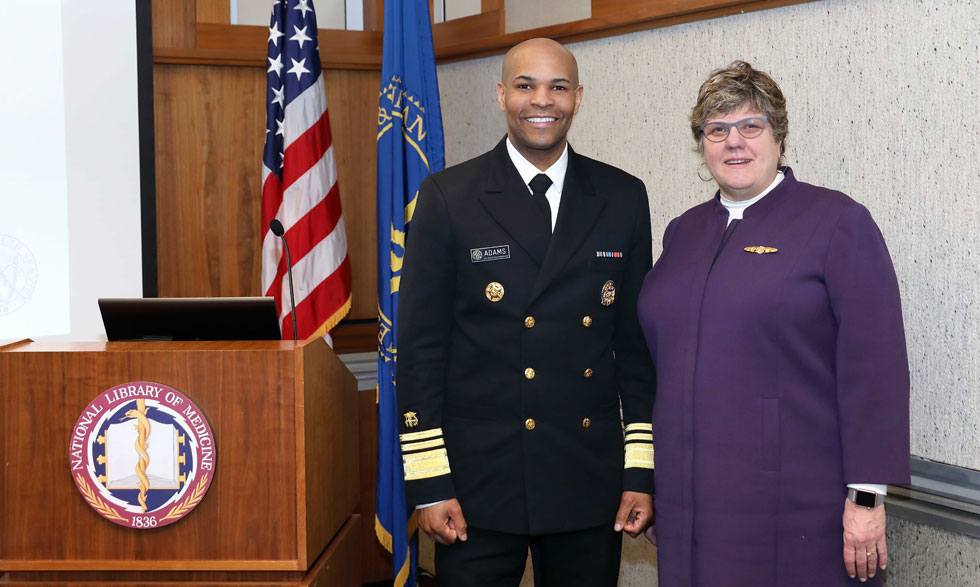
[269,219,298,341]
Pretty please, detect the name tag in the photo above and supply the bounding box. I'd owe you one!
[471,245,511,263]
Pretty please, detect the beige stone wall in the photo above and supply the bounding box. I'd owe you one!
[235,0,347,29]
[441,0,482,23]
[429,0,980,583]
[504,0,590,33]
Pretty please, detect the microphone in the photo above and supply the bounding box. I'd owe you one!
[269,219,298,341]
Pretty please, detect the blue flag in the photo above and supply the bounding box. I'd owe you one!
[376,0,444,585]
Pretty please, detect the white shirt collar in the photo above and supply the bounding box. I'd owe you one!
[505,137,568,195]
[720,170,785,224]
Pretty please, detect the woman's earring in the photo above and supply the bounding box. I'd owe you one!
[697,162,713,182]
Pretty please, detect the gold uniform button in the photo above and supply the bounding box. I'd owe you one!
[525,418,536,430]
[582,418,591,429]
[583,368,593,379]
[485,282,504,302]
[582,316,593,327]
[524,316,535,328]
[524,367,536,380]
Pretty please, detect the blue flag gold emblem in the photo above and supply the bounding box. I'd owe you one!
[376,0,444,585]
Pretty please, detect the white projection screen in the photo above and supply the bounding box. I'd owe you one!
[0,0,147,342]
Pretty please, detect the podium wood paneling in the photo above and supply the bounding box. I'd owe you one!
[0,516,359,586]
[0,518,359,586]
[299,340,360,564]
[0,339,357,579]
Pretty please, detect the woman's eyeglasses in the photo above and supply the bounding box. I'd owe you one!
[699,117,769,142]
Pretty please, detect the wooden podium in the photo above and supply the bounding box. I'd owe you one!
[0,338,360,586]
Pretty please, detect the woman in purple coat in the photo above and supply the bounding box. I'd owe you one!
[637,61,910,586]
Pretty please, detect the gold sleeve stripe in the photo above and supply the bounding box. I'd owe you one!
[625,423,653,433]
[403,448,448,463]
[403,448,452,481]
[399,428,443,442]
[401,438,445,452]
[625,432,654,443]
[625,443,655,470]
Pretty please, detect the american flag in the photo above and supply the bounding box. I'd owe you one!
[261,0,351,340]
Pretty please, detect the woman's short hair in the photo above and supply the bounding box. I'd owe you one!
[689,61,787,156]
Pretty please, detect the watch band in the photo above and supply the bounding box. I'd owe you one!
[847,487,885,508]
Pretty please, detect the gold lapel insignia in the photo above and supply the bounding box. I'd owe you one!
[600,280,616,306]
[403,411,419,428]
[744,246,778,255]
[485,282,504,302]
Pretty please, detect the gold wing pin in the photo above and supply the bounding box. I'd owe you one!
[744,246,778,254]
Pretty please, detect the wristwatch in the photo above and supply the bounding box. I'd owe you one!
[847,487,885,508]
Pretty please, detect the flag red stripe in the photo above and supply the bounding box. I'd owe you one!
[283,109,334,190]
[286,182,342,260]
[280,256,352,339]
[261,171,284,233]
[263,182,343,316]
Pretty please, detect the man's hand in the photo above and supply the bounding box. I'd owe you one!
[418,498,468,545]
[614,491,654,537]
[842,499,887,582]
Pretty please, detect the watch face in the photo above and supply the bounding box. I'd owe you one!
[855,490,878,508]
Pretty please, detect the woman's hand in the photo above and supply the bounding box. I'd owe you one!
[842,499,887,582]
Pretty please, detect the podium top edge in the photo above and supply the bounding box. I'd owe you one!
[0,338,33,351]
[1,340,316,353]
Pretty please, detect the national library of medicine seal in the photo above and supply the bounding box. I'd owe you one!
[69,381,216,529]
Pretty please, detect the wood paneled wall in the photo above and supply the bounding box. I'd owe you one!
[153,66,379,321]
[152,2,380,336]
[432,0,818,62]
[154,64,266,298]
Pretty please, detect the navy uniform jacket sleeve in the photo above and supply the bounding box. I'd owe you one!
[396,175,457,506]
[617,179,657,495]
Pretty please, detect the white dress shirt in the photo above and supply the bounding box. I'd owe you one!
[505,137,568,232]
[719,170,784,226]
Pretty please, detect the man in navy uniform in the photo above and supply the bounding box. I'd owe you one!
[396,38,655,586]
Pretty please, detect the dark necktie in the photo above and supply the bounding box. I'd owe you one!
[529,173,553,234]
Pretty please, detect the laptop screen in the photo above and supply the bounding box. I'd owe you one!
[99,297,282,341]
